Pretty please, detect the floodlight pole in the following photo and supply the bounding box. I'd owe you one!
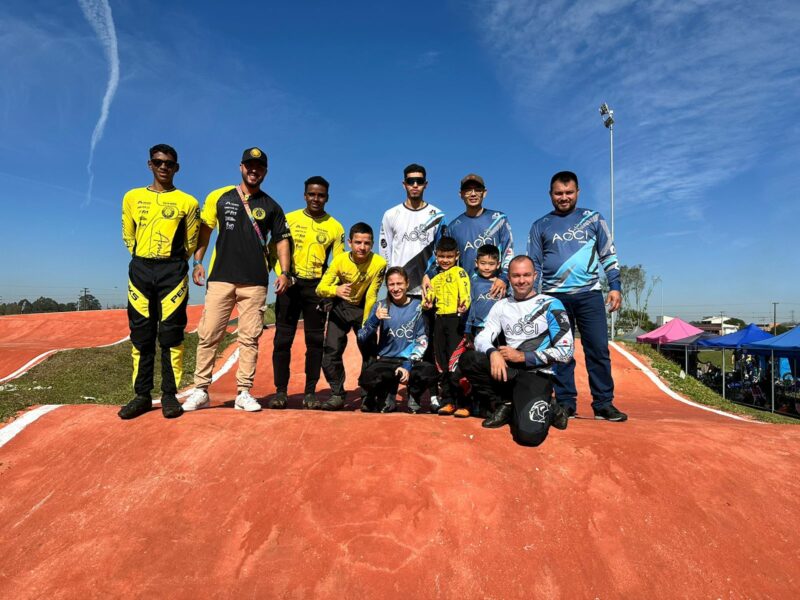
[654,276,663,324]
[600,102,616,339]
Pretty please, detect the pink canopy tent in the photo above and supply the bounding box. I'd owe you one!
[636,319,704,344]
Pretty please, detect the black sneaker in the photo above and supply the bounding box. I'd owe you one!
[303,393,321,410]
[322,395,345,411]
[360,395,377,413]
[550,399,568,431]
[407,397,421,414]
[565,406,577,419]
[269,391,288,409]
[380,394,397,413]
[161,393,183,419]
[594,404,628,422]
[118,395,152,420]
[481,403,512,429]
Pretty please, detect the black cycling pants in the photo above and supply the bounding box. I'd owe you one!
[272,277,326,394]
[127,257,188,397]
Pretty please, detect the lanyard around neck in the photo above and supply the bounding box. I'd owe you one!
[236,185,267,251]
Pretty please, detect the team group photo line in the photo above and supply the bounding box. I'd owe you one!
[120,143,627,447]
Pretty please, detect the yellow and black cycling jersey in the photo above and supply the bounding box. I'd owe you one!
[427,266,471,315]
[122,187,200,259]
[316,252,387,323]
[272,209,345,280]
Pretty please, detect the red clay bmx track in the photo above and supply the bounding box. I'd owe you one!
[1,329,799,598]
[0,306,204,381]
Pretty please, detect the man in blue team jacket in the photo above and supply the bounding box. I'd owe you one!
[527,171,627,422]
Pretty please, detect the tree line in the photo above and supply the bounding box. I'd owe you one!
[0,293,102,315]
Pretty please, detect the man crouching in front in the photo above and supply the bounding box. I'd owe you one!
[460,255,573,446]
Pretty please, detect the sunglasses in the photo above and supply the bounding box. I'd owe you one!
[405,177,426,186]
[151,158,177,169]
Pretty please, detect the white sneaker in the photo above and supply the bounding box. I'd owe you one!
[182,388,210,411]
[235,390,262,412]
[430,395,441,414]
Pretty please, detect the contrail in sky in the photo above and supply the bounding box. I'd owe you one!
[78,0,119,206]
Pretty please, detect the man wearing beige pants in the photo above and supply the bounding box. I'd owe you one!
[183,148,292,412]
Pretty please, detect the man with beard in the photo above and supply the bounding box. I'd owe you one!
[527,171,627,422]
[378,163,445,297]
[182,147,292,413]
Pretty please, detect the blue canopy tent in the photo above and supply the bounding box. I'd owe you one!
[695,324,773,400]
[744,326,800,413]
[697,323,773,349]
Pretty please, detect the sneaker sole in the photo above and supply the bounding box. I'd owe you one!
[594,415,627,422]
[182,400,210,411]
[235,404,262,412]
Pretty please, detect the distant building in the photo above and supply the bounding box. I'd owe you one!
[698,316,738,335]
[656,315,675,327]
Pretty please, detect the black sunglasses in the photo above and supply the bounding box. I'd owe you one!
[405,177,426,186]
[151,158,177,169]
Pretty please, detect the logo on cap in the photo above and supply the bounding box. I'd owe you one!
[250,148,262,158]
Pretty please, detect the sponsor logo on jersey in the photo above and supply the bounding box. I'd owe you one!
[528,400,549,424]
[504,313,541,337]
[252,208,266,220]
[551,214,596,244]
[389,321,416,340]
[162,206,176,219]
[402,223,432,243]
[316,233,328,244]
[463,232,495,252]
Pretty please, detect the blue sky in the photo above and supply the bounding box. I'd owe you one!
[2,0,799,324]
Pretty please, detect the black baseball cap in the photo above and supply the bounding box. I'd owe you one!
[241,147,268,165]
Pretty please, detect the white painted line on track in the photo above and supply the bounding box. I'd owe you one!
[0,347,240,444]
[610,341,757,423]
[96,335,130,348]
[0,405,61,449]
[175,347,240,400]
[0,351,60,384]
[0,336,130,383]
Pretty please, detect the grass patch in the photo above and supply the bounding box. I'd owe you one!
[0,332,235,423]
[621,342,798,425]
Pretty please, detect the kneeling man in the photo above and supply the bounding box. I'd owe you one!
[460,256,573,446]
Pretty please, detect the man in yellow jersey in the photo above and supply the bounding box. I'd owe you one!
[316,222,386,410]
[119,144,200,420]
[182,148,292,413]
[269,175,345,410]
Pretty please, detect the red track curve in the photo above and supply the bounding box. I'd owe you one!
[0,306,205,381]
[0,329,798,598]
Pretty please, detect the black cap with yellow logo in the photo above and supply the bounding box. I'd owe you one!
[241,147,268,166]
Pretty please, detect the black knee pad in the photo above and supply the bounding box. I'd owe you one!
[511,397,551,447]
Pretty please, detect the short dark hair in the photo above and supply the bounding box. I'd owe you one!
[304,175,329,192]
[404,163,426,179]
[349,222,373,239]
[385,266,408,282]
[435,236,458,254]
[550,171,579,191]
[509,255,535,270]
[150,144,177,162]
[476,244,500,261]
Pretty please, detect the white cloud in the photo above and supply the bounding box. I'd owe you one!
[77,0,119,207]
[478,0,800,214]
